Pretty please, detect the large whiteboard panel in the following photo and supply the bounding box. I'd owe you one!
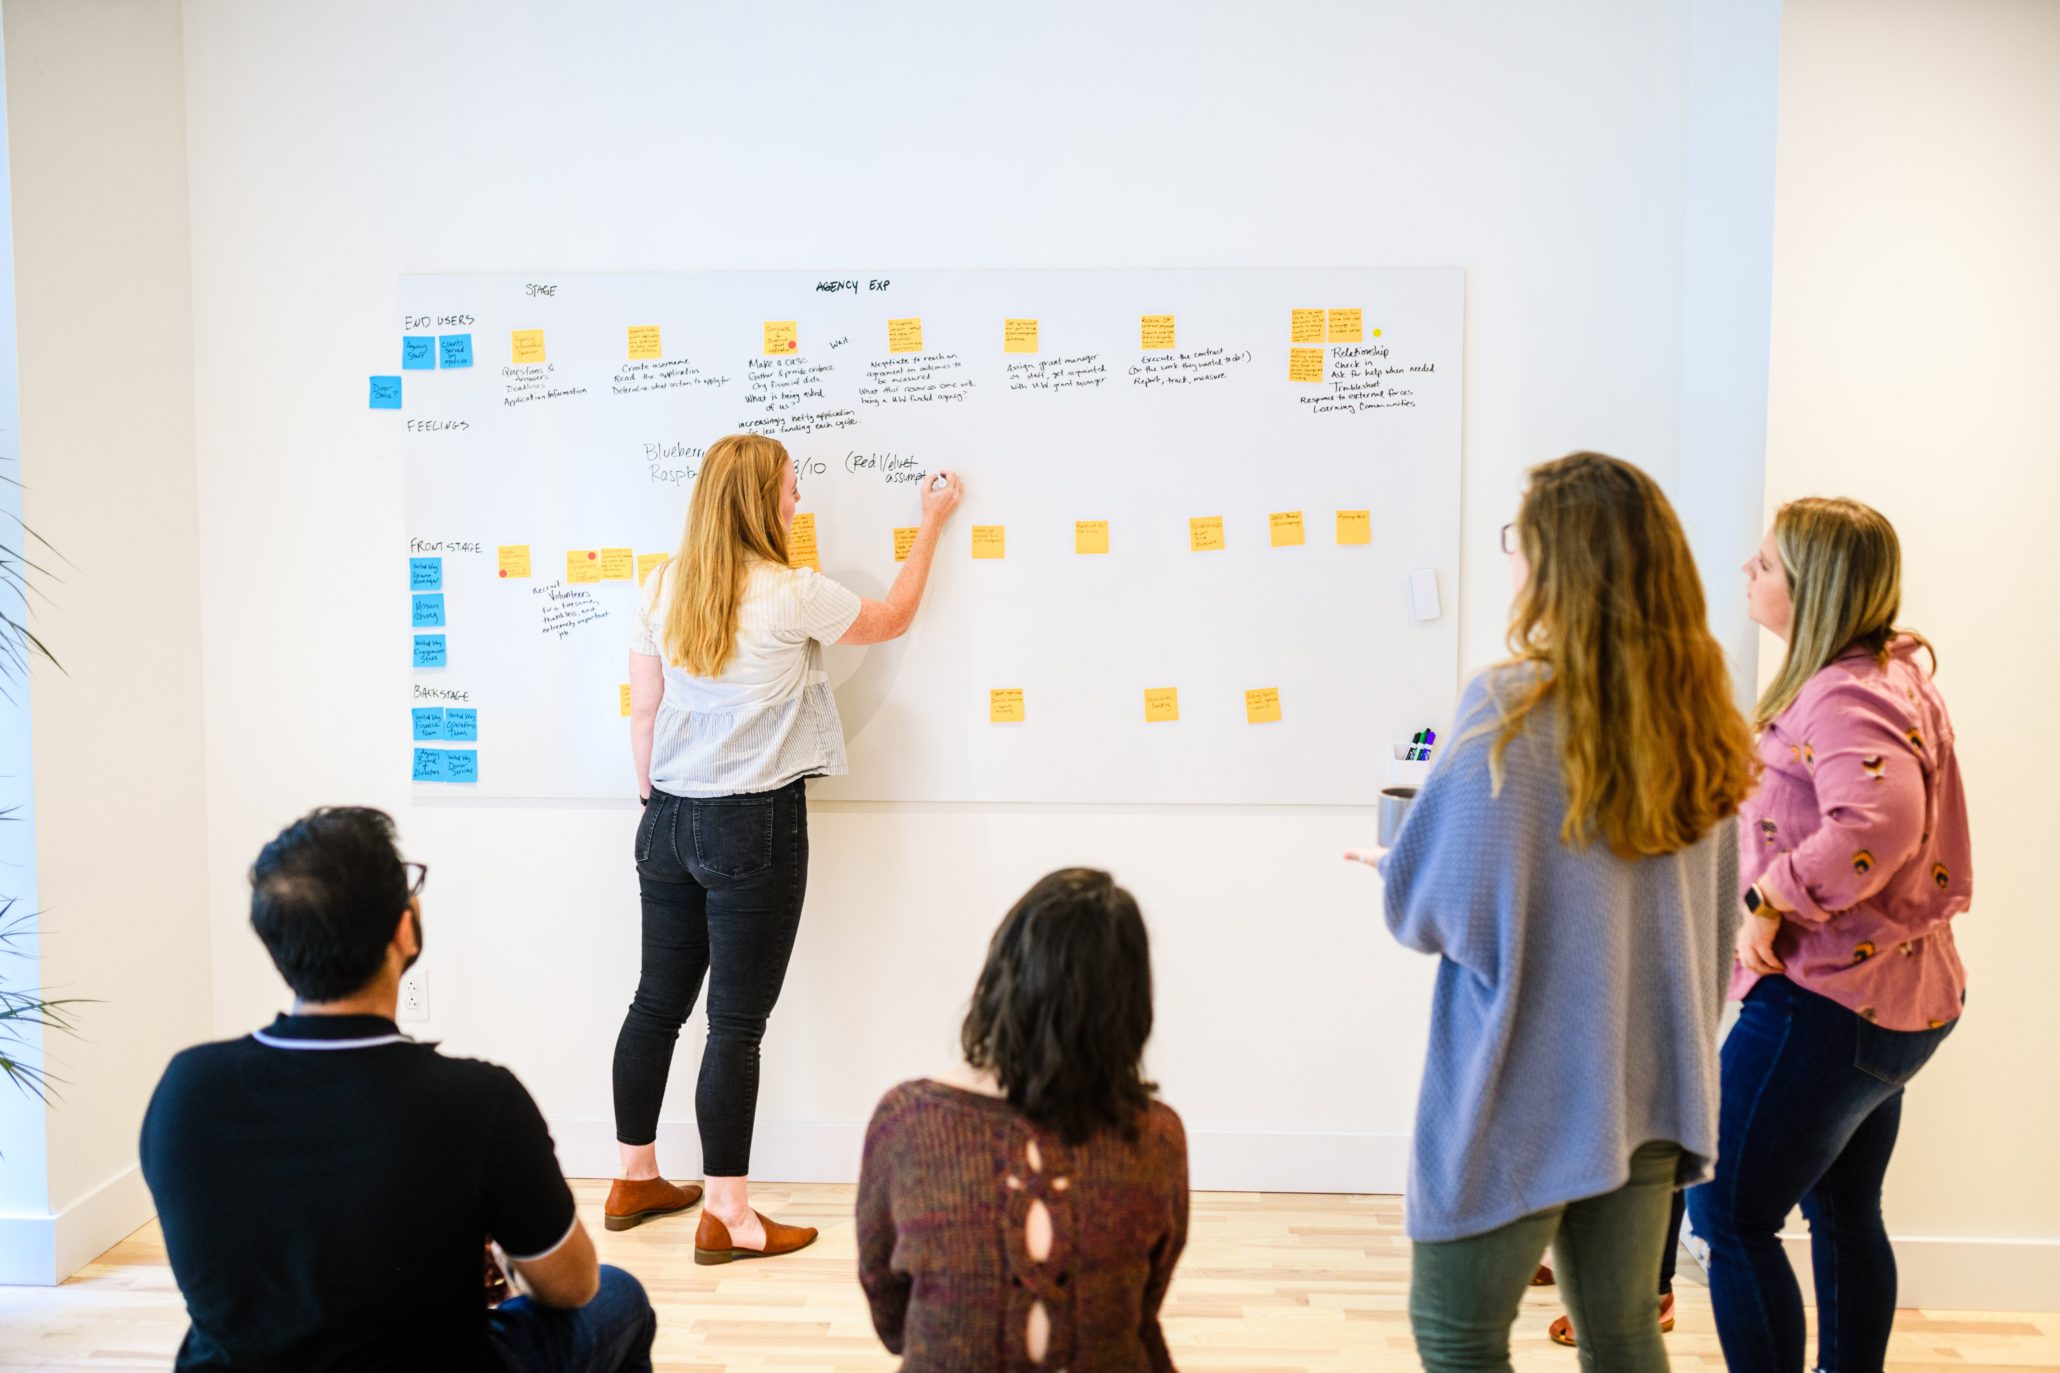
[402,269,1462,804]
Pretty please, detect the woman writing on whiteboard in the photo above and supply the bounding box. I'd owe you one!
[606,433,963,1260]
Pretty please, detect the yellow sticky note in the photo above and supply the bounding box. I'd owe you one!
[1288,347,1325,383]
[1004,318,1039,354]
[1140,314,1175,350]
[1075,520,1110,555]
[619,684,633,718]
[627,325,662,360]
[636,553,668,585]
[893,527,919,561]
[497,545,532,579]
[1245,687,1283,724]
[1270,511,1306,547]
[787,512,820,571]
[1336,510,1373,545]
[887,318,923,354]
[511,329,546,365]
[763,320,799,355]
[566,549,601,583]
[1143,687,1180,723]
[1189,516,1225,552]
[1291,308,1326,343]
[989,688,1026,724]
[972,525,1006,559]
[1328,308,1364,343]
[599,548,635,581]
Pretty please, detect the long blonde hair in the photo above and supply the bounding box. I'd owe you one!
[1753,497,1934,728]
[1493,452,1758,858]
[662,433,790,676]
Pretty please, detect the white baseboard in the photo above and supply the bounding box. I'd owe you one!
[0,1164,154,1287]
[551,1116,1411,1194]
[1772,1233,2060,1315]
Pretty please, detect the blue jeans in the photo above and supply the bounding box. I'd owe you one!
[488,1265,655,1373]
[611,779,809,1175]
[1686,977,1955,1373]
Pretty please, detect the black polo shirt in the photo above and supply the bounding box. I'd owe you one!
[139,1014,577,1372]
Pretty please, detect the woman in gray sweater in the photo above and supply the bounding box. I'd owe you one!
[1352,452,1758,1373]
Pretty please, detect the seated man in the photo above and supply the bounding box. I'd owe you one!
[140,806,656,1373]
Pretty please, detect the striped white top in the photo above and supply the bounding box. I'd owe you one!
[631,559,863,797]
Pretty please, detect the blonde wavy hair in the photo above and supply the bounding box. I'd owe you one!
[661,433,791,676]
[1491,452,1758,858]
[1753,497,1934,729]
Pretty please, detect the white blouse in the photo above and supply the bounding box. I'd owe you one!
[630,559,862,797]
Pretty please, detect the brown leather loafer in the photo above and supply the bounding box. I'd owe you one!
[693,1208,818,1264]
[603,1177,704,1232]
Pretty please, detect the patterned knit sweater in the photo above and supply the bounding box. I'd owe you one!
[856,1080,1189,1372]
[1379,666,1741,1242]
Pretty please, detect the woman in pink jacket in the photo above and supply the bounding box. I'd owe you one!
[1689,498,1972,1373]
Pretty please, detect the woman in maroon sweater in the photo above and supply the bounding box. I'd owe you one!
[856,869,1190,1372]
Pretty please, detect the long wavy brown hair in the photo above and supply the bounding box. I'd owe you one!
[661,434,791,676]
[1493,452,1758,857]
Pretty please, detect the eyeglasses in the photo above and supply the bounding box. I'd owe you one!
[404,862,429,897]
[1500,523,1518,556]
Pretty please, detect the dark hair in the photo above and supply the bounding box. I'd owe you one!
[960,868,1156,1146]
[249,807,410,1002]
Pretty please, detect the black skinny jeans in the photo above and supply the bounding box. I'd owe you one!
[611,779,808,1177]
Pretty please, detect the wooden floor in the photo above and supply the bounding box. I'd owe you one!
[2,1182,2055,1371]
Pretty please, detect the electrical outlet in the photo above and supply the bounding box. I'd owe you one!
[398,968,430,1022]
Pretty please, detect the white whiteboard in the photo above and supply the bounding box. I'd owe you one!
[400,268,1462,804]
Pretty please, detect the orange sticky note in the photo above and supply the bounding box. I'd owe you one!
[636,553,668,585]
[1244,687,1283,724]
[1188,516,1225,552]
[1336,510,1372,545]
[1074,520,1109,555]
[989,688,1025,724]
[511,329,546,365]
[972,525,1006,559]
[787,512,820,571]
[627,325,662,360]
[1140,314,1175,350]
[1327,308,1364,343]
[619,684,633,718]
[1291,308,1326,343]
[1004,318,1039,353]
[497,545,532,579]
[1288,348,1324,383]
[887,317,923,354]
[599,548,635,581]
[889,527,917,562]
[566,550,601,583]
[763,320,799,354]
[1143,687,1180,723]
[1270,511,1306,547]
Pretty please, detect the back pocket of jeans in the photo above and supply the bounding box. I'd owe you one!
[690,796,776,878]
[1854,1017,1951,1087]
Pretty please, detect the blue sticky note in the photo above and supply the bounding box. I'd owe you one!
[444,750,479,784]
[443,708,478,741]
[439,333,473,368]
[412,707,445,740]
[411,593,445,628]
[410,557,442,591]
[412,747,446,782]
[370,376,402,409]
[402,336,435,369]
[413,634,447,668]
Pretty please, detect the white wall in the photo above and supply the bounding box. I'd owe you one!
[0,0,212,1282]
[181,0,1773,1199]
[1762,0,2060,1298]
